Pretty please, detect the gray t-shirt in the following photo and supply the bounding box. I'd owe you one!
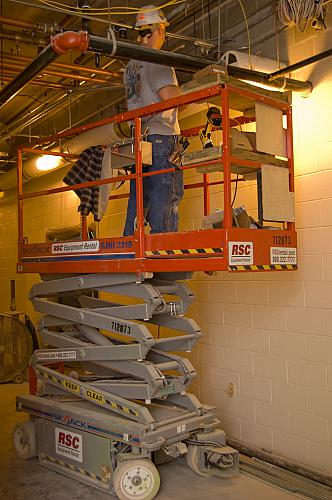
[124,60,180,135]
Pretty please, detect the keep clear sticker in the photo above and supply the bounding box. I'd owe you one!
[270,247,297,265]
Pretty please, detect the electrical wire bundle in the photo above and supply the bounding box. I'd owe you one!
[36,0,185,17]
[278,0,325,31]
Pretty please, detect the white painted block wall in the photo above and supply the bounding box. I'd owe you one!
[186,14,332,475]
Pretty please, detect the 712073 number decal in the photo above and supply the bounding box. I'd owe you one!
[111,321,131,335]
[273,235,291,245]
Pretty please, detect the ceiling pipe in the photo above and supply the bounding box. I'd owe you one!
[269,47,332,81]
[88,34,215,71]
[0,31,88,108]
[6,52,121,78]
[0,15,59,35]
[0,29,313,113]
[87,34,312,92]
[3,61,109,84]
[0,72,72,90]
[0,31,47,47]
[0,15,36,30]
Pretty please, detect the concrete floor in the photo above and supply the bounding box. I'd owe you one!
[0,384,301,500]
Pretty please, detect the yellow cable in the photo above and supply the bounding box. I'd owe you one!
[37,0,184,16]
[237,0,252,70]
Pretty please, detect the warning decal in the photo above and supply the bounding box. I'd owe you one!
[52,241,99,254]
[228,241,253,266]
[55,428,83,462]
[36,351,77,361]
[270,247,297,265]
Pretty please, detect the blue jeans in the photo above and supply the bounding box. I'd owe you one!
[123,135,184,235]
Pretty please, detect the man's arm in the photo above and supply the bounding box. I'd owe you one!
[158,84,182,101]
[158,85,188,113]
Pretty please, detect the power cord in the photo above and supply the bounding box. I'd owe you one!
[237,0,252,69]
[231,174,239,207]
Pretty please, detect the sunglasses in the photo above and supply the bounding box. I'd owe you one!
[138,28,153,38]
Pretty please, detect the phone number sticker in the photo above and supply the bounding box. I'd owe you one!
[270,247,297,265]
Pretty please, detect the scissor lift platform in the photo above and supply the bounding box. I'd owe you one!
[18,226,297,274]
[16,81,297,276]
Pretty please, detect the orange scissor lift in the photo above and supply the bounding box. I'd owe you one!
[14,82,297,498]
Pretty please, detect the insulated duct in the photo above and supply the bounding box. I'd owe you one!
[63,121,131,155]
[227,66,312,93]
[220,50,312,93]
[0,120,131,190]
[0,154,64,191]
[221,51,286,74]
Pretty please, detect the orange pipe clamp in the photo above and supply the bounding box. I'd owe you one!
[51,30,90,55]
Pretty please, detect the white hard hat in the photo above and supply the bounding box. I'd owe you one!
[135,4,169,28]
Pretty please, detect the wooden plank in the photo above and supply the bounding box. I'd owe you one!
[261,165,295,222]
[192,148,287,175]
[181,73,288,112]
[256,102,286,157]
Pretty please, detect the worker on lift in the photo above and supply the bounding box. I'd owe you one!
[123,4,184,236]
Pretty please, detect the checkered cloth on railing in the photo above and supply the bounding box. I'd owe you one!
[63,146,104,221]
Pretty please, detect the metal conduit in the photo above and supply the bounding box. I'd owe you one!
[8,0,214,50]
[0,14,59,35]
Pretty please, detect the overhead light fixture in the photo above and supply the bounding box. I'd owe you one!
[36,154,62,172]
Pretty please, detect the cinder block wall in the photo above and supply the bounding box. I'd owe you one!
[185,12,332,475]
[1,10,332,476]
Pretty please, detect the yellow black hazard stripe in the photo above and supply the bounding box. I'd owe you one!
[36,366,139,417]
[36,368,58,384]
[229,264,298,271]
[146,247,223,256]
[40,453,108,483]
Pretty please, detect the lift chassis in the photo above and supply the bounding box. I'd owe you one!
[14,271,239,499]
